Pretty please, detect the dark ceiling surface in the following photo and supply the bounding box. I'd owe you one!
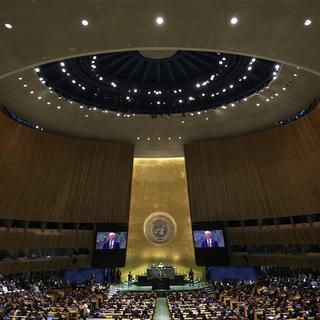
[37,50,278,115]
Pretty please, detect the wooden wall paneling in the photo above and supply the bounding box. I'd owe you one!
[0,229,94,250]
[230,253,320,268]
[185,103,320,222]
[0,113,134,223]
[226,225,320,245]
[0,255,90,275]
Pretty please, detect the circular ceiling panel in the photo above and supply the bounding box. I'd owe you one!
[36,50,279,115]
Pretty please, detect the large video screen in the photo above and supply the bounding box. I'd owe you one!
[93,224,128,268]
[193,230,225,248]
[192,223,228,266]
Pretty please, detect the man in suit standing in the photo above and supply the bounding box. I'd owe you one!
[201,231,218,248]
[102,232,120,249]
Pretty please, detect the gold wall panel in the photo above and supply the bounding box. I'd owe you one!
[123,158,203,280]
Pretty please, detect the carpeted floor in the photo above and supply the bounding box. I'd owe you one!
[153,297,171,320]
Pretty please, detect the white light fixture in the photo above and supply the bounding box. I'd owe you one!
[4,23,13,29]
[256,103,260,107]
[81,19,89,26]
[304,18,312,26]
[156,16,164,25]
[230,16,238,25]
[57,106,61,109]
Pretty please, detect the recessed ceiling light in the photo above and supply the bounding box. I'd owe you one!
[57,106,61,109]
[37,96,42,100]
[256,103,260,107]
[156,16,164,25]
[85,114,88,118]
[18,77,23,80]
[293,73,298,77]
[230,16,238,25]
[23,84,27,87]
[304,19,312,26]
[81,19,89,26]
[47,102,51,105]
[30,91,34,94]
[4,23,13,29]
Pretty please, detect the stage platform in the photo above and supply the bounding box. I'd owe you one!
[114,282,208,292]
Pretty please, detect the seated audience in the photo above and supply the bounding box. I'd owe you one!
[168,273,320,320]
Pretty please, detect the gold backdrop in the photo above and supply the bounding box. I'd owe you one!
[123,158,203,281]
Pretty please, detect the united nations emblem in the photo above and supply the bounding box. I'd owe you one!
[143,212,177,245]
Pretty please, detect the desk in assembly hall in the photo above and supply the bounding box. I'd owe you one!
[137,266,185,287]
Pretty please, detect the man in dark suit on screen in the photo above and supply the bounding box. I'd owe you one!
[102,232,120,249]
[201,231,218,248]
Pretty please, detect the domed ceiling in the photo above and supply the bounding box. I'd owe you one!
[36,51,277,115]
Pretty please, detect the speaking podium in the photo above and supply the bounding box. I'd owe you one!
[152,277,170,290]
[137,264,185,287]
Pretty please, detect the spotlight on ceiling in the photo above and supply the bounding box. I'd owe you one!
[156,16,164,25]
[304,19,312,26]
[81,19,89,26]
[230,16,238,25]
[4,23,13,29]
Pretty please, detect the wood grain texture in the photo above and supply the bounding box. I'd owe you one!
[0,255,90,275]
[0,229,94,250]
[230,253,320,268]
[226,225,320,245]
[185,103,320,221]
[0,113,134,223]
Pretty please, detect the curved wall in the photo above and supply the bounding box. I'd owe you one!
[185,103,320,221]
[0,113,134,223]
